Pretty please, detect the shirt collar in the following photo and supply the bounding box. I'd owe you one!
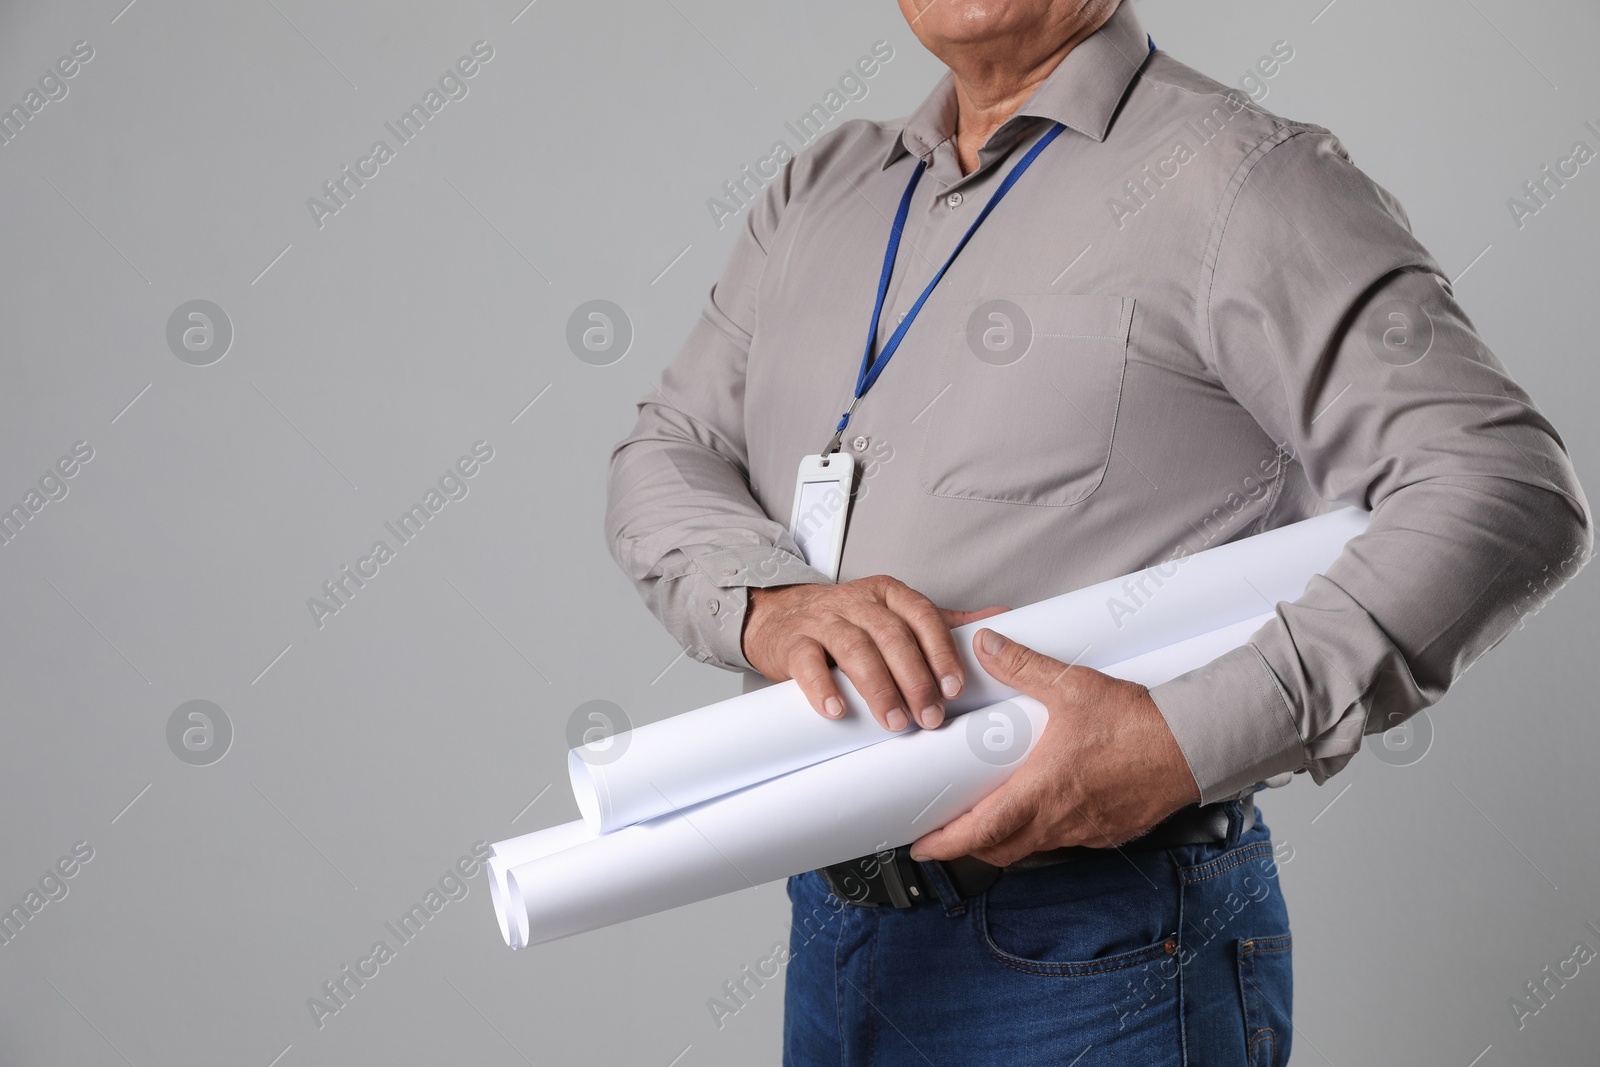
[882,0,1151,170]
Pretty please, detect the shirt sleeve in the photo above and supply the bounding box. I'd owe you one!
[604,159,834,673]
[1148,126,1593,805]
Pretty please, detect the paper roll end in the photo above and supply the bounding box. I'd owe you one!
[568,748,604,832]
[486,857,520,949]
[506,866,533,948]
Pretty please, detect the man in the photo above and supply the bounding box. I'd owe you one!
[606,0,1590,1062]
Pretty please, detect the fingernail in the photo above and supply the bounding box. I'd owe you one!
[824,696,844,718]
[979,629,1006,655]
[920,704,944,729]
[886,708,908,731]
[908,850,929,862]
[940,674,961,698]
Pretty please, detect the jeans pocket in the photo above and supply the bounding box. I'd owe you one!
[1237,933,1293,1067]
[975,860,1177,977]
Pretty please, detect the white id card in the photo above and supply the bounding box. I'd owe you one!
[788,453,856,581]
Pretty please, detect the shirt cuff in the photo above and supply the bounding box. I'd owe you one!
[681,545,836,672]
[1147,643,1306,806]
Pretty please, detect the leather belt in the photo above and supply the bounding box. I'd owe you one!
[818,794,1252,908]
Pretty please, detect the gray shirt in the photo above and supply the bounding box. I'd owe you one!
[605,1,1590,805]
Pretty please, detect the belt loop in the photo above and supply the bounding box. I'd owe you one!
[1223,797,1246,850]
[916,860,968,918]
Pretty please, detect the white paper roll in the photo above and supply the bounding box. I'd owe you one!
[485,822,594,948]
[570,508,1367,833]
[501,612,1276,948]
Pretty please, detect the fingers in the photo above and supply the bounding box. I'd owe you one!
[887,588,972,726]
[788,579,1019,734]
[860,611,946,729]
[967,825,1043,868]
[910,784,1031,862]
[973,628,1075,700]
[788,639,845,720]
[827,624,912,731]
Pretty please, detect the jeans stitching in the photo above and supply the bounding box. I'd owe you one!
[864,909,877,1067]
[976,892,1177,977]
[1239,940,1260,1067]
[1180,841,1275,884]
[1174,853,1190,1067]
[1248,1026,1276,1064]
[984,943,1177,978]
[831,876,849,1064]
[1239,932,1292,1067]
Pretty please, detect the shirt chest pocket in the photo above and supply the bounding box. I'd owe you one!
[917,293,1133,507]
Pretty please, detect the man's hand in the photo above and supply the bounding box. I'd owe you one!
[742,576,1006,732]
[910,628,1202,867]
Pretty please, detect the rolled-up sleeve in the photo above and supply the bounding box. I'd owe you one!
[1149,128,1593,804]
[605,162,833,672]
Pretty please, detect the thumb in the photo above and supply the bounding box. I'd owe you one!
[973,628,1068,699]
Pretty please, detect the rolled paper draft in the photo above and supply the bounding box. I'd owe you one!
[499,611,1276,948]
[569,508,1368,834]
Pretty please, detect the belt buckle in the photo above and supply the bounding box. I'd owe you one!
[821,847,928,908]
[878,848,925,908]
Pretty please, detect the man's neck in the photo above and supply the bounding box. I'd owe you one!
[943,3,1119,175]
[949,55,1067,175]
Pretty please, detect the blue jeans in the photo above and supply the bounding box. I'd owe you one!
[783,801,1292,1066]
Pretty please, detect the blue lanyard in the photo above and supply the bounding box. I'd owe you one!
[822,119,1068,456]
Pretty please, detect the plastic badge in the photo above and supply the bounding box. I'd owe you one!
[788,452,856,581]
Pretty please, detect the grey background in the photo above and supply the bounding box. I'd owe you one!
[0,0,1594,1063]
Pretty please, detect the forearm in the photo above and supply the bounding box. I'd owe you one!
[605,396,832,671]
[1154,475,1591,804]
[1274,476,1587,767]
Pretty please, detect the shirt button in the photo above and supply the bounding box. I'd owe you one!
[852,435,870,452]
[946,192,963,208]
[707,598,720,615]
